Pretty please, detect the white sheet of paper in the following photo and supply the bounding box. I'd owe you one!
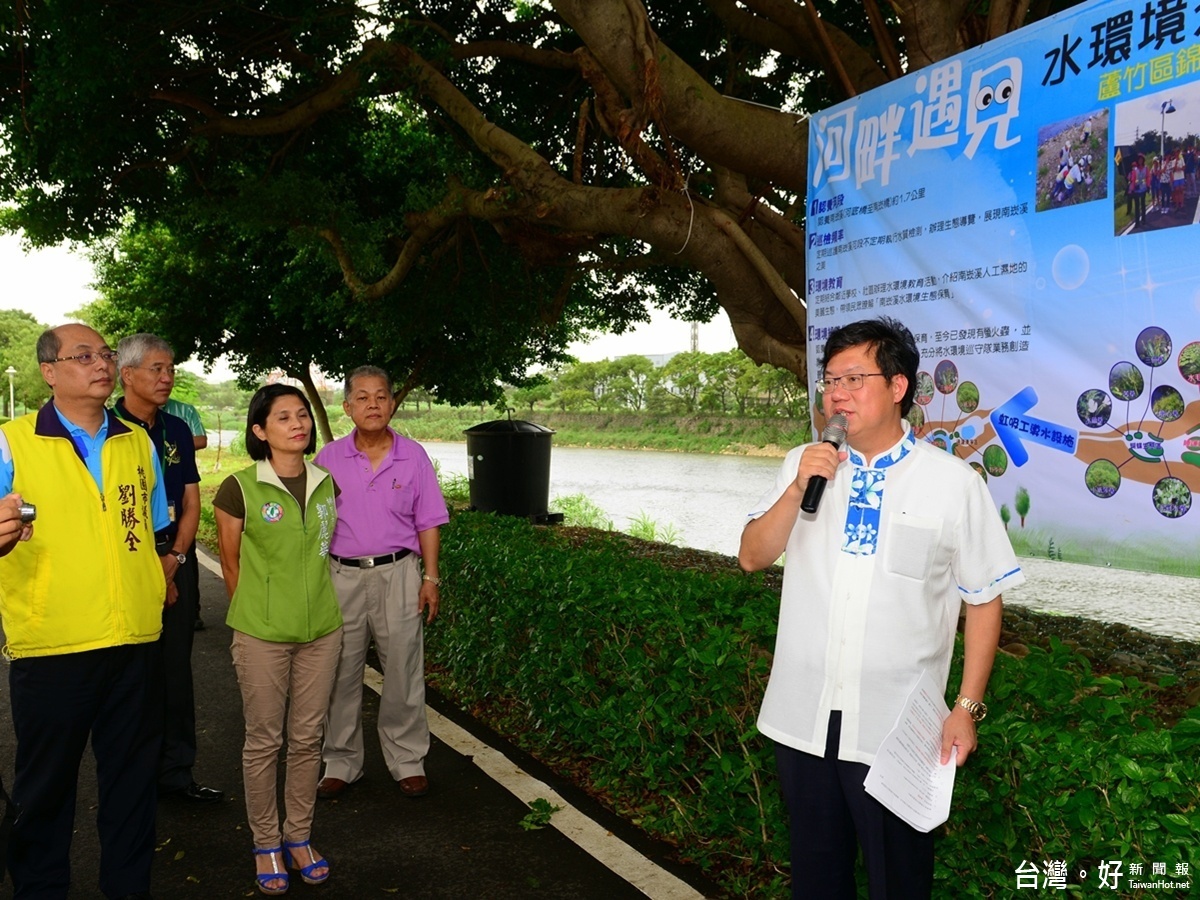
[863,669,957,833]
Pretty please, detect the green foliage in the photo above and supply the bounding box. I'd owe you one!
[518,798,563,832]
[430,514,1200,897]
[433,460,470,506]
[1179,341,1200,381]
[1015,486,1031,527]
[0,307,52,412]
[551,493,613,530]
[626,510,681,546]
[166,370,201,406]
[192,380,257,415]
[939,639,1200,896]
[0,2,728,406]
[429,513,785,890]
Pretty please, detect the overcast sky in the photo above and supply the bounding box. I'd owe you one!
[1113,84,1200,147]
[0,234,738,382]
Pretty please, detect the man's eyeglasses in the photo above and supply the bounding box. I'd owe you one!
[814,373,887,393]
[49,350,119,366]
[135,365,176,378]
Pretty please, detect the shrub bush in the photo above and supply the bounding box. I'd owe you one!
[428,513,1200,897]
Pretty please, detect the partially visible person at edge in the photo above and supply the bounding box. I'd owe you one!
[739,316,1023,899]
[115,333,223,806]
[0,323,174,899]
[160,396,210,630]
[213,384,343,896]
[314,366,448,802]
[162,397,208,450]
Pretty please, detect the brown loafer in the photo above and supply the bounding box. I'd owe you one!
[316,777,353,800]
[397,775,429,798]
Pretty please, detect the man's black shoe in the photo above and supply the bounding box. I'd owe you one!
[161,781,224,804]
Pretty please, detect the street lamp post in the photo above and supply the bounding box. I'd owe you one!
[1161,99,1176,161]
[4,366,15,420]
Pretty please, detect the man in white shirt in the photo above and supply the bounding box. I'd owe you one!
[740,317,1023,899]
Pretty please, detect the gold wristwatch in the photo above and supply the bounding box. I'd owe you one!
[955,695,988,722]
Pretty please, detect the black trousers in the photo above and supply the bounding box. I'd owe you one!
[776,712,935,900]
[7,642,162,899]
[159,550,200,791]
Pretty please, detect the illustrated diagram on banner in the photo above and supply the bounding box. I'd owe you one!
[905,363,1078,484]
[902,324,1199,522]
[1074,326,1200,519]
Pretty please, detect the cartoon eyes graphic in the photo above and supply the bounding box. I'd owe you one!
[973,77,1015,111]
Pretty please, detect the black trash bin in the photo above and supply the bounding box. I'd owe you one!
[463,419,562,523]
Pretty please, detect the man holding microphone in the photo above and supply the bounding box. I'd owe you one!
[740,317,1023,899]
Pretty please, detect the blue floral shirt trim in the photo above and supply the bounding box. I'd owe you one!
[841,426,917,556]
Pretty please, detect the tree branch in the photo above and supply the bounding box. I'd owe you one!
[742,0,856,97]
[188,49,375,138]
[863,0,903,80]
[986,0,1034,41]
[554,0,811,192]
[707,206,805,329]
[318,180,529,301]
[451,41,579,70]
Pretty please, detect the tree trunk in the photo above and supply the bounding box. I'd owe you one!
[291,366,334,446]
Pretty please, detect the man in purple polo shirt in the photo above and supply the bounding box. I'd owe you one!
[315,365,449,800]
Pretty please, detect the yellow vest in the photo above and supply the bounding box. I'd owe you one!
[0,406,167,658]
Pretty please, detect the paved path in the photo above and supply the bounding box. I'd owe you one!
[0,552,719,899]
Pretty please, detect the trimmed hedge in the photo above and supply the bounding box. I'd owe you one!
[428,512,1200,897]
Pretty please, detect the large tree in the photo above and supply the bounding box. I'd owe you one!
[0,1,1083,397]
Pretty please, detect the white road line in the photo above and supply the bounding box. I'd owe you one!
[196,548,223,577]
[195,548,704,900]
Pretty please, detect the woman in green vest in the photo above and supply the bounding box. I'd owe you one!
[213,384,343,895]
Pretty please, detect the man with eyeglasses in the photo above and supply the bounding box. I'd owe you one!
[115,333,224,808]
[740,317,1023,900]
[0,323,175,899]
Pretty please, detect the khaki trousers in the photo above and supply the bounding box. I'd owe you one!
[322,554,429,782]
[231,628,341,848]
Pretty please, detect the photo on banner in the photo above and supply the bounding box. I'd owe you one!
[805,0,1200,576]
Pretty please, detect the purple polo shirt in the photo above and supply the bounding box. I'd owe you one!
[314,428,449,558]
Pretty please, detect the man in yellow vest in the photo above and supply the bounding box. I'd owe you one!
[0,324,173,899]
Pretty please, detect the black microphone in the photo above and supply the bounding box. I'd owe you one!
[800,414,849,514]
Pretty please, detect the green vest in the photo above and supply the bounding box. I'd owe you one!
[225,460,342,643]
[0,407,166,658]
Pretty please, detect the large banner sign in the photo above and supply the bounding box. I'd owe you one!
[806,0,1200,576]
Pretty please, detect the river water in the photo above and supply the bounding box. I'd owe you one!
[422,441,1196,641]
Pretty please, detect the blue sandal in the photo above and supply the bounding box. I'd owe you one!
[253,846,289,895]
[284,839,330,885]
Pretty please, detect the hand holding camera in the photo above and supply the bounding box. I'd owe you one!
[0,493,35,554]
